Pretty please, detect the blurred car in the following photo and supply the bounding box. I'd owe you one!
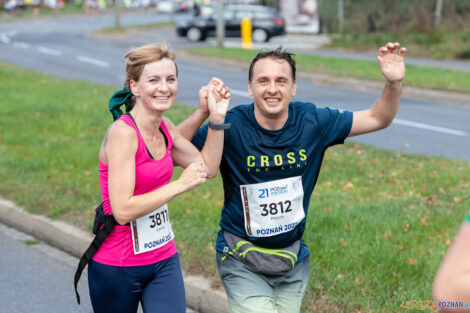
[176,4,285,42]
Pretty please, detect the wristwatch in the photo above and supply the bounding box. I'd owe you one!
[208,122,231,130]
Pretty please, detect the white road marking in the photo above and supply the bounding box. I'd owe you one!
[229,87,467,137]
[13,42,31,49]
[77,55,109,68]
[393,118,467,137]
[0,33,10,44]
[37,46,63,56]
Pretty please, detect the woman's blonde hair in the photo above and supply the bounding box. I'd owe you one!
[124,43,177,89]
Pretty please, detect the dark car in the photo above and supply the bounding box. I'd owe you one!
[176,5,285,43]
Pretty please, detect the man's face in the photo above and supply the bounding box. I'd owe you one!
[248,57,296,120]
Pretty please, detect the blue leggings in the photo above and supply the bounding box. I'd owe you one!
[88,253,186,313]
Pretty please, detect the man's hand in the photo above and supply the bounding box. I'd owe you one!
[378,42,406,83]
[208,83,230,124]
[198,77,224,114]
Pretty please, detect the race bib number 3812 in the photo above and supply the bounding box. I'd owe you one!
[130,203,174,255]
[240,176,305,238]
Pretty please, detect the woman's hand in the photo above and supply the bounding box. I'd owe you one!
[176,162,208,193]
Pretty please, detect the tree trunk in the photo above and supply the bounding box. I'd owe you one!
[434,0,443,28]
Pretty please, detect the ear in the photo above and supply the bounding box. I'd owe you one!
[129,80,139,97]
[248,81,253,97]
[292,80,297,97]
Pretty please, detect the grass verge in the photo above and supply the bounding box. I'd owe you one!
[92,21,176,35]
[185,47,470,94]
[1,61,469,312]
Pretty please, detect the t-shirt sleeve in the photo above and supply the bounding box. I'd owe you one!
[191,124,209,151]
[316,107,353,147]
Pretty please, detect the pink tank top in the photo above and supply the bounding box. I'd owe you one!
[93,114,177,267]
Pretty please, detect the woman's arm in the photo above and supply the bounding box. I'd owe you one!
[106,121,208,225]
[169,83,230,177]
[177,77,223,140]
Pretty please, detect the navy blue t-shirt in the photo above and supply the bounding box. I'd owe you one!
[192,102,353,262]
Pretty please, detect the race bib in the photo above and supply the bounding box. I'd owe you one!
[240,176,305,238]
[130,204,174,255]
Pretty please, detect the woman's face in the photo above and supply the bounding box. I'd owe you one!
[130,58,178,113]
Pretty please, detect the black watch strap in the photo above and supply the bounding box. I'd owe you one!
[209,122,231,130]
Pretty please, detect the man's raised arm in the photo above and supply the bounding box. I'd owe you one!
[348,42,407,137]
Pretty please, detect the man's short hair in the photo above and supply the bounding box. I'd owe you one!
[248,47,296,82]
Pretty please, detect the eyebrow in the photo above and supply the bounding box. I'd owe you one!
[147,74,177,79]
[256,76,289,81]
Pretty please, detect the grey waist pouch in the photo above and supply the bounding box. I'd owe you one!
[223,231,300,276]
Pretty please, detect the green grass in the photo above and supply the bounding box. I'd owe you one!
[93,21,176,34]
[186,47,470,93]
[24,239,41,245]
[328,28,470,60]
[1,61,469,312]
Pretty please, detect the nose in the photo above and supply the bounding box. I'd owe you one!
[158,80,169,93]
[267,81,277,94]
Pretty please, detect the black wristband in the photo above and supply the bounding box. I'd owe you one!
[208,122,231,130]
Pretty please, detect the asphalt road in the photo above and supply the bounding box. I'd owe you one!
[0,12,469,160]
[0,222,198,313]
[0,223,93,313]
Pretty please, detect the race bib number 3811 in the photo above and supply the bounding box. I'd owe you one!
[240,176,305,238]
[130,203,174,255]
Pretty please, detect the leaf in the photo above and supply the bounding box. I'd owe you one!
[203,192,211,199]
[409,258,417,265]
[355,277,362,287]
[454,197,461,203]
[403,224,410,233]
[343,182,354,191]
[420,218,427,228]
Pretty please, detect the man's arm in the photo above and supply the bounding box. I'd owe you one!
[178,77,224,141]
[348,42,406,137]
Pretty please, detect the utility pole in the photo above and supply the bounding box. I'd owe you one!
[114,0,122,30]
[216,0,225,48]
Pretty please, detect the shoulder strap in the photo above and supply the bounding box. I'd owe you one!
[73,203,118,304]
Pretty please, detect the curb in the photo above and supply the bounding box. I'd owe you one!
[178,52,470,107]
[0,197,230,313]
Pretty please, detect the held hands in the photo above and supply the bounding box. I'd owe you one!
[198,77,223,113]
[207,82,230,124]
[177,162,208,193]
[377,42,407,83]
[198,77,230,120]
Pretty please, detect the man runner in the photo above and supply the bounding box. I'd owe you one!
[179,42,406,313]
